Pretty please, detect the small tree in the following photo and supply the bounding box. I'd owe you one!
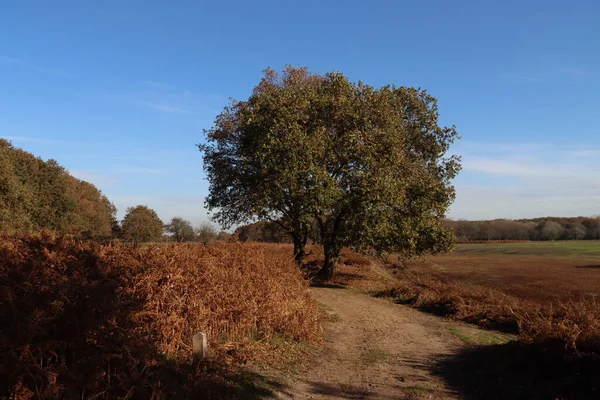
[201,66,460,279]
[195,222,218,244]
[121,205,163,244]
[165,217,195,242]
[216,231,231,241]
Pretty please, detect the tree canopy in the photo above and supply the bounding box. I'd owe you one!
[0,139,115,238]
[201,66,461,278]
[121,205,164,244]
[165,217,195,242]
[195,222,218,245]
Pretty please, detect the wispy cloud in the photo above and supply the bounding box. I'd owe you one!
[506,65,600,84]
[449,141,600,219]
[0,55,74,78]
[559,66,600,78]
[1,135,60,144]
[143,80,178,90]
[450,184,600,220]
[0,136,86,147]
[463,158,548,176]
[108,81,224,117]
[108,164,168,174]
[145,103,191,114]
[70,170,119,187]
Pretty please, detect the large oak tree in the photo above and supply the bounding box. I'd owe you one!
[201,67,461,279]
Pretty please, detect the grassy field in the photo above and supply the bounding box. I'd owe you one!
[455,240,600,257]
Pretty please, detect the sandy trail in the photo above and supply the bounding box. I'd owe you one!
[272,286,469,399]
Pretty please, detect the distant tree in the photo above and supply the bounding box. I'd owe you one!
[539,221,564,241]
[201,66,460,279]
[216,231,231,241]
[165,217,195,242]
[447,217,600,242]
[566,222,587,240]
[121,205,163,244]
[583,217,600,239]
[195,222,218,244]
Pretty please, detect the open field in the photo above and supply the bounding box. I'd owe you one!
[366,241,600,355]
[3,236,600,399]
[455,240,600,257]
[404,241,600,300]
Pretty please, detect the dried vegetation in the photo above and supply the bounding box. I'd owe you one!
[378,271,600,353]
[0,232,320,399]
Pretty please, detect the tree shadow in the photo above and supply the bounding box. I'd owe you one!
[301,380,413,400]
[310,282,346,289]
[575,265,600,269]
[306,381,375,399]
[431,341,600,400]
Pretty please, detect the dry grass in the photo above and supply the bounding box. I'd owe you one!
[281,241,600,355]
[0,232,320,399]
[377,271,600,352]
[373,244,600,354]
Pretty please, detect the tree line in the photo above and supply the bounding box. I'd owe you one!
[447,217,600,242]
[0,139,223,243]
[0,139,116,238]
[235,217,600,244]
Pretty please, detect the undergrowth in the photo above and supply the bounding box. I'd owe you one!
[0,232,320,399]
[377,270,600,354]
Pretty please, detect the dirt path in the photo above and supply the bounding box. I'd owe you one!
[271,286,481,400]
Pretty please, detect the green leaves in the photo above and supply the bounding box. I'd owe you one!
[201,66,461,274]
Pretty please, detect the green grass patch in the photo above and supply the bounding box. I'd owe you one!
[455,241,600,258]
[408,386,434,394]
[362,348,390,364]
[449,327,514,346]
[316,300,342,322]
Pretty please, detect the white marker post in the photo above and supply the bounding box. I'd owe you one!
[193,332,207,362]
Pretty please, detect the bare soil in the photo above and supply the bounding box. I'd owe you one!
[270,286,494,399]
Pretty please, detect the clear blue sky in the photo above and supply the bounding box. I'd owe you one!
[2,0,599,225]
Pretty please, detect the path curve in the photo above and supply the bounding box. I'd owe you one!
[273,287,468,399]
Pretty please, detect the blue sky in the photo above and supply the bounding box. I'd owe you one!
[1,0,599,225]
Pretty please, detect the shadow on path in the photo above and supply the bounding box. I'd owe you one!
[431,341,600,399]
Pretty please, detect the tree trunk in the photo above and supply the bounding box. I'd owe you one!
[292,230,307,266]
[318,240,340,281]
